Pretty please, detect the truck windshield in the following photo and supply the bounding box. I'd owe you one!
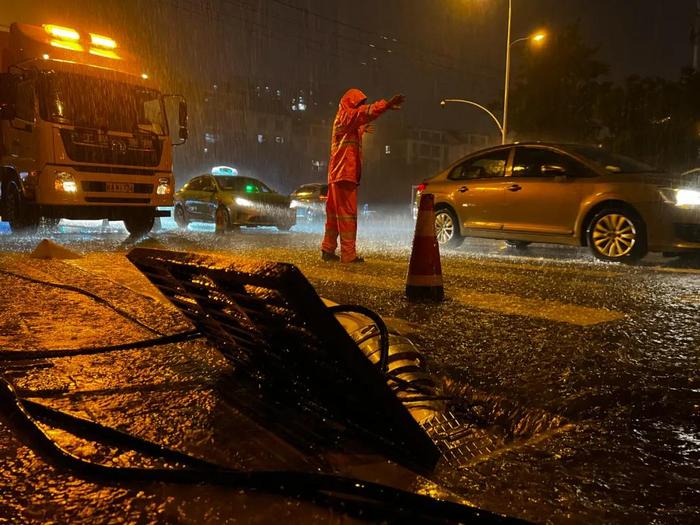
[39,71,167,135]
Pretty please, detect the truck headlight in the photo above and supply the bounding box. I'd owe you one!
[235,197,255,207]
[156,177,171,195]
[659,188,700,207]
[54,172,78,193]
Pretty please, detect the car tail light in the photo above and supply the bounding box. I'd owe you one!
[416,183,427,193]
[319,195,327,201]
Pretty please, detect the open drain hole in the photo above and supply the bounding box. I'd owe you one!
[422,378,570,468]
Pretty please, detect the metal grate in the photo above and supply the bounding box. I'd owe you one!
[127,248,440,472]
[420,411,502,468]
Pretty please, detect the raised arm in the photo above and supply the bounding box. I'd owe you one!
[344,94,405,131]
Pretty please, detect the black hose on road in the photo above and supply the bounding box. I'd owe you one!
[0,330,202,362]
[0,268,165,336]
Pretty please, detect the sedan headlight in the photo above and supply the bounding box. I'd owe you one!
[235,197,255,207]
[659,188,700,207]
[676,189,700,206]
[54,172,78,193]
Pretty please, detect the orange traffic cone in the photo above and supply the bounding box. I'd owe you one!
[406,193,444,302]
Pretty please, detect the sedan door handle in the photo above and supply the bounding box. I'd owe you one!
[458,186,469,193]
[507,184,522,192]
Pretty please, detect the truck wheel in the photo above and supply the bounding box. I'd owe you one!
[123,212,155,237]
[5,184,39,234]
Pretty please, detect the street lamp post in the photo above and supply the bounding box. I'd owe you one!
[443,1,546,144]
[502,0,513,145]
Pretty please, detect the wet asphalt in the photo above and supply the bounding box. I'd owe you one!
[0,217,698,524]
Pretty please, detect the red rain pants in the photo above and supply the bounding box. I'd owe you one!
[321,181,358,263]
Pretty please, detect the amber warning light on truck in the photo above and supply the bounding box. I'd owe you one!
[43,24,121,60]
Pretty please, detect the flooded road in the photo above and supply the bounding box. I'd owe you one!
[0,217,698,523]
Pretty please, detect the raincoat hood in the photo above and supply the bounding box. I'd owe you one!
[340,88,368,110]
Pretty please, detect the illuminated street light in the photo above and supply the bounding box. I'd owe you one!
[445,4,547,144]
[441,27,546,142]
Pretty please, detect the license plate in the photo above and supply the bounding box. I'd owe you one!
[106,182,134,193]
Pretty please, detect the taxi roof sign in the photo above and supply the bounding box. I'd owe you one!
[212,166,238,176]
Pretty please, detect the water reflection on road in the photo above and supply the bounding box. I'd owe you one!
[0,216,698,523]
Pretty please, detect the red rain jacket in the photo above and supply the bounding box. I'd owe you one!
[327,88,390,185]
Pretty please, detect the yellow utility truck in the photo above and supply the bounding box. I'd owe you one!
[0,23,187,235]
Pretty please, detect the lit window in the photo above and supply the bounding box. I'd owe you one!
[385,145,391,155]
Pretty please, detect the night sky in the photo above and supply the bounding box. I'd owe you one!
[2,0,697,133]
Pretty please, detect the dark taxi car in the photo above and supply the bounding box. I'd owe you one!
[416,143,700,262]
[174,174,296,233]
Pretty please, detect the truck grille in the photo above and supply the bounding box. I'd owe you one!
[60,129,163,167]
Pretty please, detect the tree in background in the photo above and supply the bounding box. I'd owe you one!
[507,23,700,171]
[596,70,699,170]
[506,23,609,143]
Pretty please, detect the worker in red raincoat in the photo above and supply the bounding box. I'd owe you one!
[321,89,405,263]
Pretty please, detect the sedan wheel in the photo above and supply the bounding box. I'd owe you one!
[174,204,188,229]
[434,208,464,248]
[215,206,231,235]
[588,209,647,262]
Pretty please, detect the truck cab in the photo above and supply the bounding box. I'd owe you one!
[0,23,187,235]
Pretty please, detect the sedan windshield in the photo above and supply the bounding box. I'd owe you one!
[39,71,167,135]
[569,145,660,174]
[215,176,272,193]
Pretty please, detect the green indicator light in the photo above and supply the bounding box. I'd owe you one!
[245,185,255,192]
